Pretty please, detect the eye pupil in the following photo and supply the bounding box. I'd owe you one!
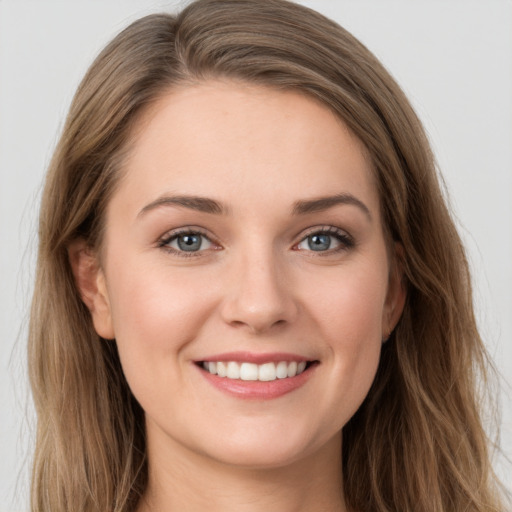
[308,234,331,251]
[178,234,202,251]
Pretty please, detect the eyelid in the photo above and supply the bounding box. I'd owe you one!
[294,225,355,252]
[157,226,222,256]
[156,224,354,257]
[299,225,352,240]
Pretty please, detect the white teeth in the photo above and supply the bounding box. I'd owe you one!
[202,360,310,381]
[276,361,288,379]
[287,361,297,377]
[240,362,258,381]
[217,361,227,377]
[258,362,276,381]
[226,361,240,379]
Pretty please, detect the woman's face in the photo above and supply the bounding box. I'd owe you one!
[85,81,404,469]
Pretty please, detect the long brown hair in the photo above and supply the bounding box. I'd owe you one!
[29,0,505,510]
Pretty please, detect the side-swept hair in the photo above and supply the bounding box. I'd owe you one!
[29,1,504,510]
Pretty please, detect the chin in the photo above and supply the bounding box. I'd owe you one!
[194,424,339,470]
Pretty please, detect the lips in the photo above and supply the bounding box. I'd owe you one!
[195,352,317,399]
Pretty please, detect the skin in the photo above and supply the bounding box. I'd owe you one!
[72,81,405,512]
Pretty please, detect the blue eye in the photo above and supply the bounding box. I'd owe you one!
[296,228,353,253]
[163,232,213,253]
[304,233,332,251]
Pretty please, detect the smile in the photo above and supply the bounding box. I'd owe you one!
[201,360,308,381]
[195,352,318,399]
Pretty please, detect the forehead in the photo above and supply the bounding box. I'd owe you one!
[114,80,379,220]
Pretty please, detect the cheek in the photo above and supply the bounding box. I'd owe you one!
[104,260,214,391]
[310,260,388,343]
[108,259,211,338]
[304,260,387,418]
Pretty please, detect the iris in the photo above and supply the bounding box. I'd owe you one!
[307,233,331,251]
[177,234,203,251]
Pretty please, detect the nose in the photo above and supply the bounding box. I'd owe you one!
[220,249,299,334]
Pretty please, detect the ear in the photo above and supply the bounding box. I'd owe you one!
[382,243,407,341]
[68,239,115,340]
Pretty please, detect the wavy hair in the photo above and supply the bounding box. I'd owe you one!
[28,0,504,510]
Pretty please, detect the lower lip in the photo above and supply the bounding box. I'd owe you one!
[196,363,317,399]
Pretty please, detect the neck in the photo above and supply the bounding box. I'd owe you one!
[137,425,346,512]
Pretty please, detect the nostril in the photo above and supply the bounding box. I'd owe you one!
[225,316,290,334]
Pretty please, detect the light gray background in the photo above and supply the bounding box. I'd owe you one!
[1,1,511,510]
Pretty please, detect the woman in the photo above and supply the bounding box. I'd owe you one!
[28,0,505,510]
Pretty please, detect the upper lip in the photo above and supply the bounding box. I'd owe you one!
[196,351,313,365]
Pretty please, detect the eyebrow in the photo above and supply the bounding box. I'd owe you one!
[292,193,372,220]
[138,192,371,220]
[138,195,226,217]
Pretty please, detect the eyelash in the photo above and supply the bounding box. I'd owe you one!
[294,226,355,254]
[158,227,218,258]
[157,225,355,258]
